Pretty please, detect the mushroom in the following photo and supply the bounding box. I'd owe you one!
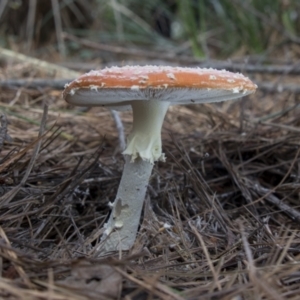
[63,65,257,253]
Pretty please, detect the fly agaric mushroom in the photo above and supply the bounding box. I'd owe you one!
[63,65,257,252]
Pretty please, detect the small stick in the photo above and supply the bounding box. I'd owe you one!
[0,114,7,153]
[0,47,80,78]
[0,78,72,89]
[252,183,300,223]
[110,109,126,152]
[25,0,37,52]
[51,0,66,58]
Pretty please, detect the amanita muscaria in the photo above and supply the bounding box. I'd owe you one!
[63,65,257,252]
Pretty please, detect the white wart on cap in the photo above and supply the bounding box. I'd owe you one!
[64,66,257,163]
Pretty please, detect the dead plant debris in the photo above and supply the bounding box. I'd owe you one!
[0,62,300,300]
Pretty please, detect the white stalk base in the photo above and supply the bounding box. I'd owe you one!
[98,155,154,252]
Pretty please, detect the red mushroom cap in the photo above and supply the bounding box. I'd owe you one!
[63,65,257,109]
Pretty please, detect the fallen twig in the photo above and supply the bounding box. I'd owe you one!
[0,114,8,153]
[0,47,80,78]
[63,33,300,75]
[0,78,71,89]
[2,78,300,95]
[251,183,300,223]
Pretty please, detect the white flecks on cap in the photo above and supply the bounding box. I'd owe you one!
[90,85,98,92]
[167,73,176,80]
[81,65,249,80]
[232,87,241,93]
[69,88,78,96]
[138,75,149,85]
[63,65,257,110]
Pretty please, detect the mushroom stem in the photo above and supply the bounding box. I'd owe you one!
[99,155,154,252]
[123,100,170,163]
[99,100,170,252]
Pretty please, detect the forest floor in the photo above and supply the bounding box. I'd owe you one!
[0,54,300,299]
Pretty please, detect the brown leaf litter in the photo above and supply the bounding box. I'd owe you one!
[0,62,300,299]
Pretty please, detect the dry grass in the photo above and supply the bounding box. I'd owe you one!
[0,62,300,300]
